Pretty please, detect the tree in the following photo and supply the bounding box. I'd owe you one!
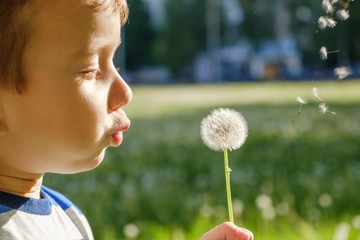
[124,0,156,69]
[153,0,207,76]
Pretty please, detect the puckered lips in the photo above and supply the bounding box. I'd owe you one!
[110,123,130,147]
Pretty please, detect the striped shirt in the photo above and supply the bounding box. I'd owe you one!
[0,186,93,240]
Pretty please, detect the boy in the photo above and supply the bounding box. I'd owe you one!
[0,0,253,239]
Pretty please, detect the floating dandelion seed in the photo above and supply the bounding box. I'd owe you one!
[336,9,350,20]
[318,16,337,29]
[319,47,328,60]
[326,17,337,27]
[319,103,336,115]
[201,108,248,224]
[318,16,328,29]
[312,87,325,102]
[319,46,340,60]
[334,66,352,79]
[296,96,307,115]
[322,0,335,14]
[296,96,307,104]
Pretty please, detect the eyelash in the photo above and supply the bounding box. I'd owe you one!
[80,70,98,80]
[79,63,120,80]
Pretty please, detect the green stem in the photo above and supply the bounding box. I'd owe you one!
[224,148,234,223]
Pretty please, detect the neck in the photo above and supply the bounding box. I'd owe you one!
[0,163,43,199]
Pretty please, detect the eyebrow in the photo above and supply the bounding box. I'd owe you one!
[69,36,122,61]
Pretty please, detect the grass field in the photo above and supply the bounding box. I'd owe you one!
[126,80,360,118]
[46,80,360,240]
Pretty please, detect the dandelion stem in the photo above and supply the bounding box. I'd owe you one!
[224,148,234,223]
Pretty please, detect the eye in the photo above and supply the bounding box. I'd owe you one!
[80,70,98,80]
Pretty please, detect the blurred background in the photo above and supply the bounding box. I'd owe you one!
[116,0,360,83]
[46,0,360,239]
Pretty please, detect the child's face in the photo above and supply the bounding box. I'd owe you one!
[0,1,132,174]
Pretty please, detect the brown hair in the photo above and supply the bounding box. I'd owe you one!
[0,0,128,93]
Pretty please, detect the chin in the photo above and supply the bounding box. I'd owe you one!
[55,148,107,174]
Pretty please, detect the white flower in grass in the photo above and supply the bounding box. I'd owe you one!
[123,223,140,239]
[319,103,336,115]
[200,108,248,151]
[333,222,350,240]
[337,9,350,20]
[334,66,352,79]
[352,215,360,229]
[318,193,333,208]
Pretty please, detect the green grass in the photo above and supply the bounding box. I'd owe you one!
[46,80,360,239]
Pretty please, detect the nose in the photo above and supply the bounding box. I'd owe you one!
[108,70,132,111]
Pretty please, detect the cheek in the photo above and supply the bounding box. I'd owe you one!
[65,84,110,144]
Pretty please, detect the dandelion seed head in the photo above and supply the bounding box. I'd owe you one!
[337,9,350,20]
[334,66,352,79]
[319,46,328,60]
[200,108,248,152]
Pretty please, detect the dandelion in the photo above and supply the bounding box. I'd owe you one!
[319,103,336,115]
[352,215,360,229]
[201,108,248,223]
[319,46,340,60]
[312,87,325,102]
[334,66,352,79]
[336,9,350,20]
[201,108,248,152]
[276,202,290,216]
[333,222,351,240]
[318,193,333,208]
[255,194,273,210]
[255,194,276,221]
[123,223,140,239]
[296,96,307,115]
